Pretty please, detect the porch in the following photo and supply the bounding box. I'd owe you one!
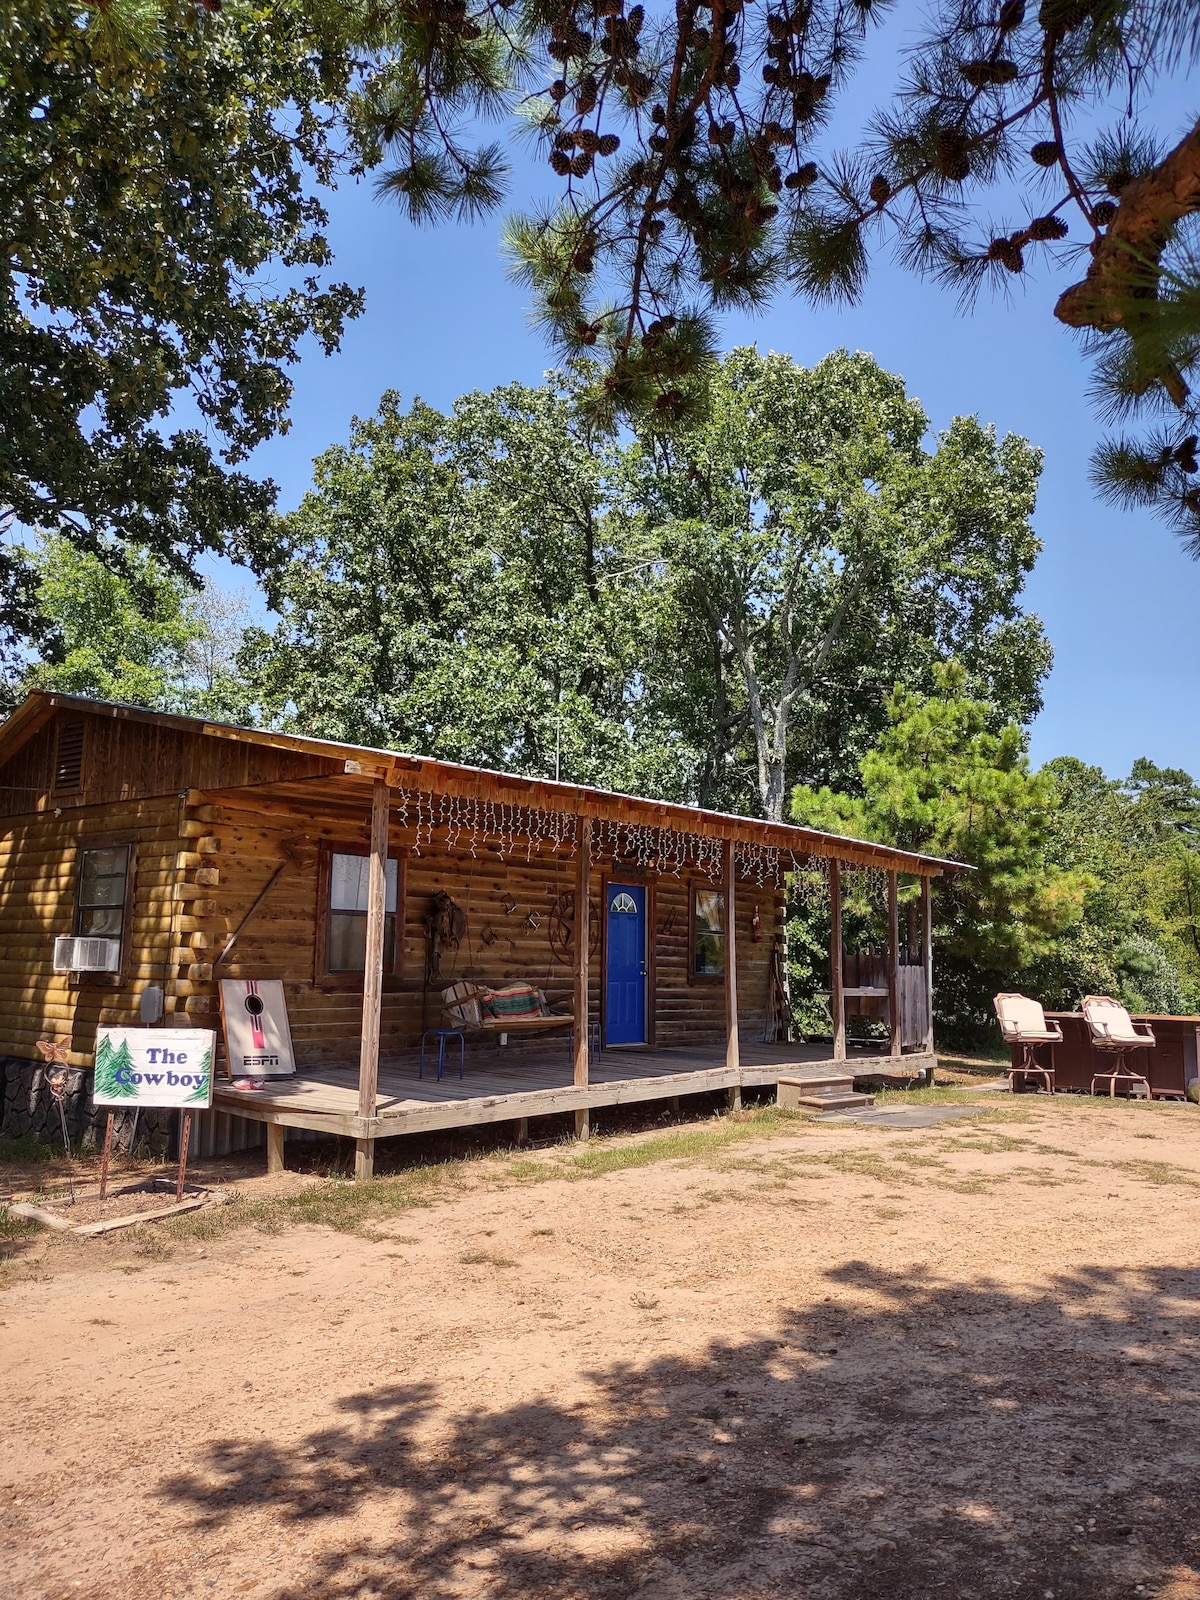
[213,1038,936,1162]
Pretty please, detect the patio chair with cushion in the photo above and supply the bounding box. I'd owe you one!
[993,993,1062,1094]
[1081,995,1154,1098]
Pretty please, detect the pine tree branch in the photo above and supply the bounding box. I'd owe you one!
[1055,116,1200,370]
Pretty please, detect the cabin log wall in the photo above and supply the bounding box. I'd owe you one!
[208,812,784,1066]
[0,709,784,1071]
[0,796,182,1064]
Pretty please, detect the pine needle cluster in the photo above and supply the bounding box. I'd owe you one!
[351,0,1200,543]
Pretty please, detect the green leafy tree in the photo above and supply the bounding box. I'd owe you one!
[241,382,696,794]
[1,0,362,662]
[624,347,1050,818]
[243,356,1049,809]
[1022,755,1200,1016]
[8,534,252,718]
[791,665,1090,1038]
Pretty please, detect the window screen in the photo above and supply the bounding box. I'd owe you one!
[692,887,725,976]
[75,845,129,940]
[327,853,398,973]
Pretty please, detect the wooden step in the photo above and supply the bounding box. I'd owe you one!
[790,1091,875,1111]
[778,1072,854,1093]
[776,1074,857,1110]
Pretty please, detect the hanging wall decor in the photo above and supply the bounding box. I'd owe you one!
[480,922,498,947]
[547,891,602,964]
[426,890,468,983]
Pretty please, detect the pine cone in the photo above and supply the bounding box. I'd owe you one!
[1038,0,1092,29]
[550,149,572,176]
[998,0,1025,27]
[598,133,621,156]
[784,161,819,189]
[869,174,891,204]
[987,235,1024,272]
[1030,141,1059,167]
[1027,214,1068,240]
[1092,200,1117,226]
[961,58,1018,87]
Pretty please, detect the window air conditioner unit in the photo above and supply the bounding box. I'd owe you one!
[53,935,121,974]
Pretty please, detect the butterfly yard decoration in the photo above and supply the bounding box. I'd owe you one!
[37,1040,75,1179]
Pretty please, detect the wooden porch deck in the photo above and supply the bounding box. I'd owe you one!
[213,1040,935,1142]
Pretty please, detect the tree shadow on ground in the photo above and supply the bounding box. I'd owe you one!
[158,1262,1200,1599]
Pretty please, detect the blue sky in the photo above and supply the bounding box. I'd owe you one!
[230,18,1200,784]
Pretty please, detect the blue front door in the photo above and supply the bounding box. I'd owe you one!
[605,883,647,1045]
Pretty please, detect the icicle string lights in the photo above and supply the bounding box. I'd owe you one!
[386,788,893,890]
[390,790,580,860]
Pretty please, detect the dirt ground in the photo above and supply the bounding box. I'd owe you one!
[5,1090,1200,1600]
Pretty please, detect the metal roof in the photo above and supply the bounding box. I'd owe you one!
[0,690,969,876]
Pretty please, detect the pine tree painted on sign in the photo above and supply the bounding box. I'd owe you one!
[92,1034,137,1101]
[184,1047,212,1105]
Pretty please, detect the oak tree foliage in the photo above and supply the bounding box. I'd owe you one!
[0,0,362,664]
[242,352,1049,816]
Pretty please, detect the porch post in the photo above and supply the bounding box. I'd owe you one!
[355,778,390,1179]
[887,868,901,1060]
[724,838,740,1108]
[921,873,935,1067]
[829,860,845,1062]
[573,818,592,1141]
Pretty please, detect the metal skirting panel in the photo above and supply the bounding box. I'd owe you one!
[186,1108,328,1157]
[188,1109,265,1158]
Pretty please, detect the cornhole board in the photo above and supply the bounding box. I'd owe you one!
[219,979,296,1078]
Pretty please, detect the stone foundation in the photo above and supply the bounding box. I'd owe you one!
[0,1056,175,1155]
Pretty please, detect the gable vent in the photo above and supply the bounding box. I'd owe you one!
[52,719,86,794]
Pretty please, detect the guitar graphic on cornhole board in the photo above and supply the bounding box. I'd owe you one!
[218,978,296,1080]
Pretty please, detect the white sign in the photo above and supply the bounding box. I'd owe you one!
[219,979,296,1078]
[93,1028,215,1108]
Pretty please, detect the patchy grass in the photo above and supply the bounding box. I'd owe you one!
[873,1084,996,1107]
[501,1104,812,1187]
[0,1204,38,1242]
[164,1160,463,1244]
[157,1105,817,1246]
[0,1133,58,1164]
[458,1248,518,1268]
[1110,1158,1199,1187]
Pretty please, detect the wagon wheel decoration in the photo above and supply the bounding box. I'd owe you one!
[547,892,601,965]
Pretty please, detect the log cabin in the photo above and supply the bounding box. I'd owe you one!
[0,692,963,1176]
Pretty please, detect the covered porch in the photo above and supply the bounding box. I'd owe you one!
[214,1038,936,1167]
[186,753,958,1176]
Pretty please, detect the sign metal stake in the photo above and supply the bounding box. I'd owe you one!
[98,1111,115,1201]
[176,1111,192,1203]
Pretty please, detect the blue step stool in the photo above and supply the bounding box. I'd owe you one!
[419,1028,465,1082]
